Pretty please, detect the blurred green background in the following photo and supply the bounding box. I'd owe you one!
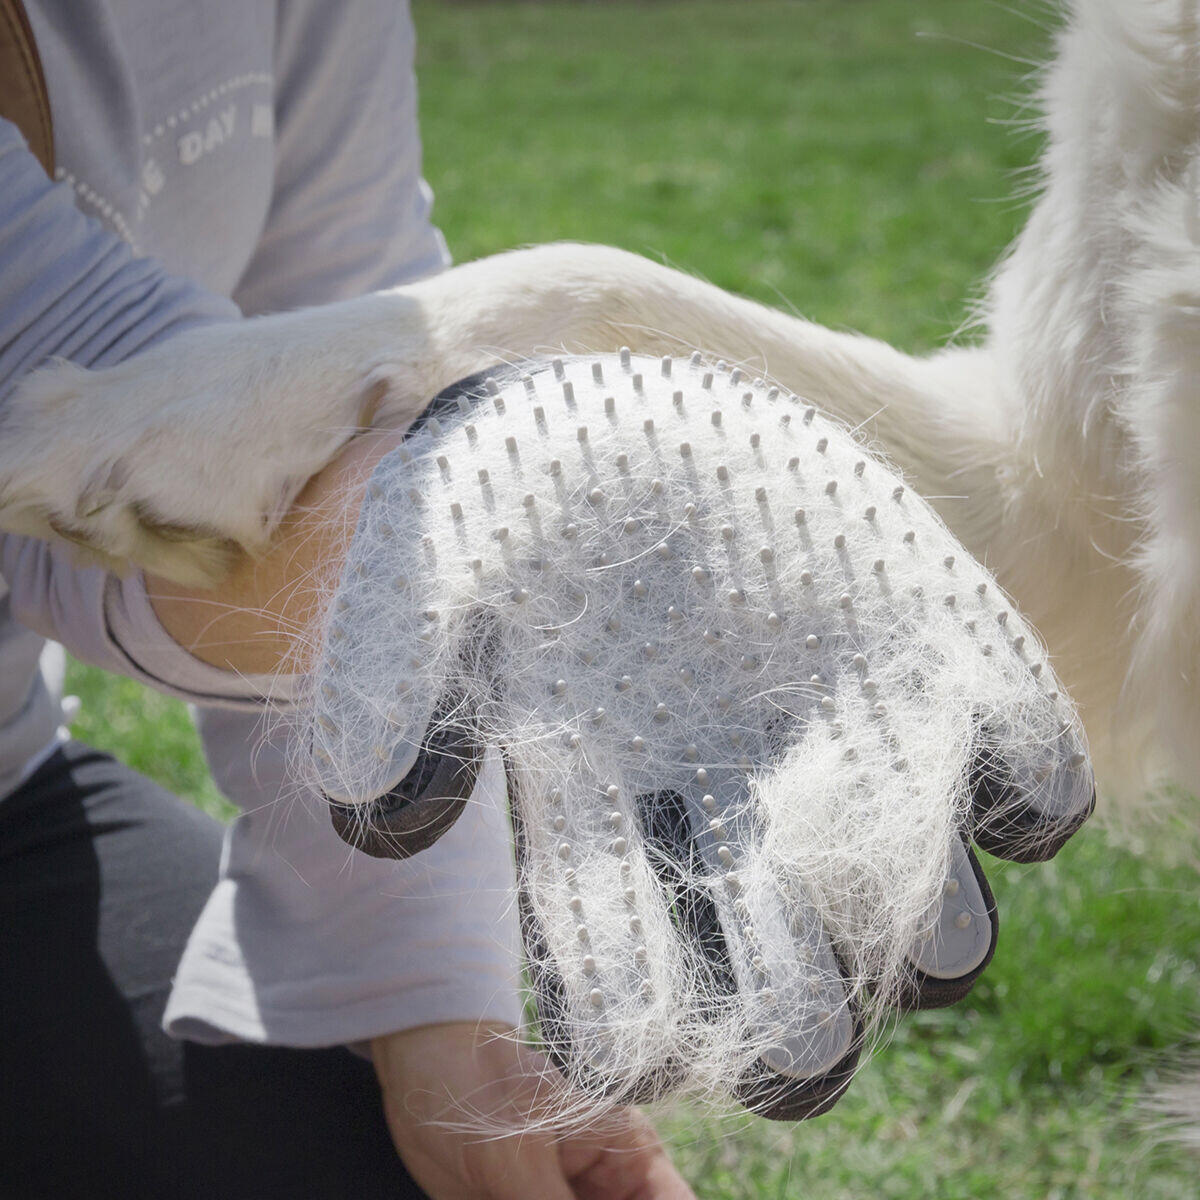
[66,2,1200,1196]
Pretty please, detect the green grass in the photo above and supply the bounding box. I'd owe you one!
[65,2,1200,1195]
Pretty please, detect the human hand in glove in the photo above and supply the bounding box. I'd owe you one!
[300,352,1094,1120]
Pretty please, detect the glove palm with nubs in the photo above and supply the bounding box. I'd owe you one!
[299,352,1093,1120]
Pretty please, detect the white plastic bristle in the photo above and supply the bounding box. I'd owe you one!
[661,356,672,377]
[592,362,604,384]
[619,347,632,370]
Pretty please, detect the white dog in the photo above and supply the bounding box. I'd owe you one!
[0,0,1195,1124]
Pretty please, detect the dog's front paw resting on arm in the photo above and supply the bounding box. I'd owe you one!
[293,352,1094,1122]
[0,293,432,585]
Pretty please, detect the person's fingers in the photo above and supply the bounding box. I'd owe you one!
[563,1107,697,1200]
[373,1024,583,1200]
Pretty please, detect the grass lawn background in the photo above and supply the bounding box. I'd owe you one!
[66,2,1200,1196]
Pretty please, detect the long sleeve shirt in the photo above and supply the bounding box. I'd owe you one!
[0,0,523,1045]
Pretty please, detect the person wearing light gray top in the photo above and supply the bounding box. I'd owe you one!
[1,0,525,1052]
[0,4,700,1198]
[0,5,695,1193]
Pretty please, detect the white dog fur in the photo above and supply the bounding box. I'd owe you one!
[0,0,1195,1128]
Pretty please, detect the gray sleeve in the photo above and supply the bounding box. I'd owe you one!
[231,0,449,314]
[164,709,524,1045]
[0,117,264,702]
[0,119,239,399]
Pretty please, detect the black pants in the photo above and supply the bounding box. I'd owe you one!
[0,742,427,1200]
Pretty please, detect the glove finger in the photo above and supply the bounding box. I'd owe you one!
[969,735,1095,864]
[896,835,998,1011]
[639,776,862,1122]
[327,699,481,860]
[505,757,688,1106]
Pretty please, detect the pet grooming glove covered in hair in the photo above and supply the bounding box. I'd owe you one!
[296,352,1094,1119]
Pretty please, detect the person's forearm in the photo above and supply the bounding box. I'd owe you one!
[148,425,409,674]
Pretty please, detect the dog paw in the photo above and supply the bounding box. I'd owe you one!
[0,325,387,583]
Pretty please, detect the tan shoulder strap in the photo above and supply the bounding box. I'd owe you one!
[0,0,53,175]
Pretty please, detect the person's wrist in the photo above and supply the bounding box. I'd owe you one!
[147,425,412,674]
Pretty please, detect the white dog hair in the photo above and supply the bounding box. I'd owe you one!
[0,0,1194,1129]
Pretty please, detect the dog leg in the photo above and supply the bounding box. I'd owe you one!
[0,246,1000,591]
